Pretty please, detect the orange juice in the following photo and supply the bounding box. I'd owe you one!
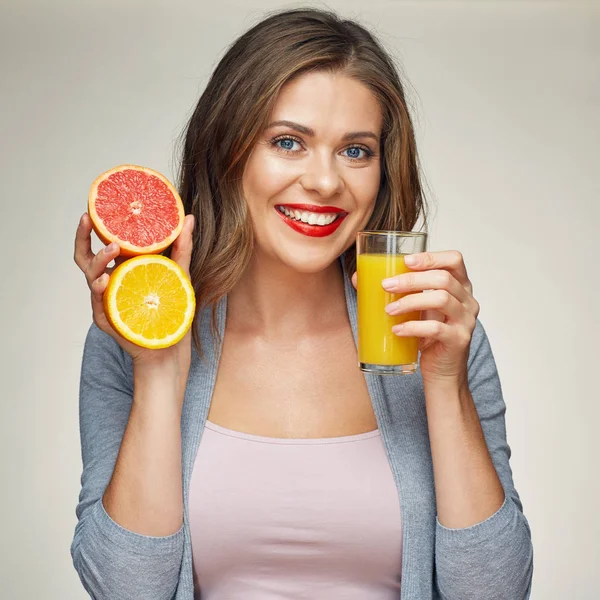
[357,253,420,367]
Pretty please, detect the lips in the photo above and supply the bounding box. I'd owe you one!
[274,204,348,238]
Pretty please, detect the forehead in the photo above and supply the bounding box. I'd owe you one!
[269,71,383,135]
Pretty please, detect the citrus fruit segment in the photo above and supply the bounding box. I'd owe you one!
[88,164,185,257]
[103,255,196,349]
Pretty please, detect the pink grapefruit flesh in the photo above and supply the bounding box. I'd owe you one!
[88,165,185,257]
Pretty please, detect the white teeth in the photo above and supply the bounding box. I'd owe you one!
[277,206,339,226]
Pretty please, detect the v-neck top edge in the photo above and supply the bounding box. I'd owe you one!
[204,419,381,445]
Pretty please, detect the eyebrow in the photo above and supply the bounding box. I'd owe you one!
[267,120,379,143]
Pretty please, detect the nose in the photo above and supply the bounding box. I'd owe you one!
[299,150,345,198]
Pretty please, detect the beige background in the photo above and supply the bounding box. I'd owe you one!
[1,0,598,598]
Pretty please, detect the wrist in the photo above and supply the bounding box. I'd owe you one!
[133,358,189,401]
[423,370,470,400]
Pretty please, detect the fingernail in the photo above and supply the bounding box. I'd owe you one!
[385,302,397,314]
[404,255,419,267]
[105,243,117,254]
[382,278,395,290]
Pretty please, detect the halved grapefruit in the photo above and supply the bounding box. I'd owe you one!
[104,254,196,349]
[88,165,185,257]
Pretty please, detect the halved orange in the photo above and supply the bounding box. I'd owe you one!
[104,255,196,349]
[88,164,185,257]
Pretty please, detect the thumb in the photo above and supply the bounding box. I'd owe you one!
[351,271,357,290]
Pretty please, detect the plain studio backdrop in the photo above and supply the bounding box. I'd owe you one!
[0,0,598,598]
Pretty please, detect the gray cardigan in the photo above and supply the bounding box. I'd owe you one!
[71,259,534,599]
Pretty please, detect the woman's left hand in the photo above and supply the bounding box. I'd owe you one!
[353,250,480,389]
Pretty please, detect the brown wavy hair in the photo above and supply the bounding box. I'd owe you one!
[173,7,428,359]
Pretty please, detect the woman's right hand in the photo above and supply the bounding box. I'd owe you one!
[74,212,196,372]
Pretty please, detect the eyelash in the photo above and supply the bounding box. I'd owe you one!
[270,135,375,162]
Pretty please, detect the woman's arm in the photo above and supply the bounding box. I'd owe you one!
[430,319,534,600]
[380,250,533,598]
[424,365,505,529]
[103,359,186,537]
[70,324,185,600]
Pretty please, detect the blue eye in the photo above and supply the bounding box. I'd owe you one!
[345,147,364,160]
[274,137,301,152]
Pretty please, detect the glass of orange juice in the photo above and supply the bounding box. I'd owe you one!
[356,231,427,375]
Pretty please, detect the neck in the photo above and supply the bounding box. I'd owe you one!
[226,251,348,338]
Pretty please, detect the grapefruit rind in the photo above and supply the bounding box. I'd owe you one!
[88,164,185,257]
[103,255,196,349]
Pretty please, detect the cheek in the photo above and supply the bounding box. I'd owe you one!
[348,168,381,212]
[243,149,299,206]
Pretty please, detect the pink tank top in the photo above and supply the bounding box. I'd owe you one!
[189,420,403,599]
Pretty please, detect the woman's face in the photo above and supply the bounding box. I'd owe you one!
[242,70,383,273]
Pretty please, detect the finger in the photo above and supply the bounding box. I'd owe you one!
[391,320,470,348]
[74,213,95,271]
[351,272,357,289]
[170,215,194,276]
[421,308,445,324]
[106,255,127,275]
[385,289,464,322]
[382,269,470,304]
[404,251,472,292]
[85,242,120,285]
[90,273,110,320]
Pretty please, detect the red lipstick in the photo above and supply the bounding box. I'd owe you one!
[274,204,347,238]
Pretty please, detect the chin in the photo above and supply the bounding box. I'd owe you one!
[253,216,359,273]
[278,248,340,274]
[257,237,344,274]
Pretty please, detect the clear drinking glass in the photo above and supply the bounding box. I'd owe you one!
[356,231,428,375]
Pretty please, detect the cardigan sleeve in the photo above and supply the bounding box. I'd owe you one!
[70,323,184,600]
[434,318,534,600]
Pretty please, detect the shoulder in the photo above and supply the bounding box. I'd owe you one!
[466,319,506,418]
[83,322,122,358]
[82,322,132,383]
[468,318,496,370]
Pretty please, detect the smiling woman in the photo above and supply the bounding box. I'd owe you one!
[174,13,427,343]
[71,7,533,600]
